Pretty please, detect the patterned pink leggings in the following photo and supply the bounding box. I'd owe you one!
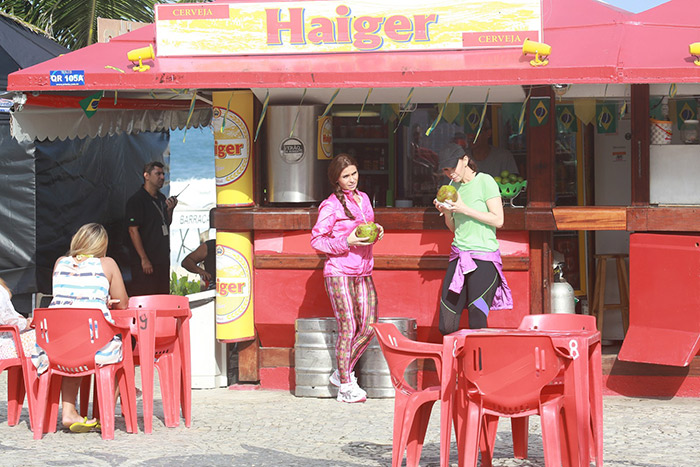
[324,275,378,384]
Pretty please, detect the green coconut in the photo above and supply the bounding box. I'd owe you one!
[355,222,379,243]
[436,185,458,203]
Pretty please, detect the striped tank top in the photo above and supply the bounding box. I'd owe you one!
[50,256,113,322]
[45,256,121,367]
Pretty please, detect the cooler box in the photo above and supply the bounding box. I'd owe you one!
[188,290,229,388]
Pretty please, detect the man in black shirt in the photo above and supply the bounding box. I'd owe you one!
[125,161,178,296]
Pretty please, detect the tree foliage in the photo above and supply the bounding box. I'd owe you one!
[0,0,210,50]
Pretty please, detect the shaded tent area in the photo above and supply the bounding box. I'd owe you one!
[0,12,169,313]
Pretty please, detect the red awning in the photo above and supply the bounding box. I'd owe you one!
[7,0,700,94]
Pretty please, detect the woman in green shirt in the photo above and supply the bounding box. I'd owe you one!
[434,153,512,333]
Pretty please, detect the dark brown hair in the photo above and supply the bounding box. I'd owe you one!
[143,160,164,175]
[451,153,479,174]
[328,153,358,219]
[465,155,479,173]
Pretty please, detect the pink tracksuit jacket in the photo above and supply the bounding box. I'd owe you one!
[310,190,374,277]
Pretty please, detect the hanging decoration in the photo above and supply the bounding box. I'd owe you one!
[556,104,577,133]
[529,96,550,127]
[668,83,678,98]
[518,89,531,135]
[426,87,454,136]
[596,101,617,134]
[394,87,415,131]
[321,88,341,118]
[221,93,233,132]
[456,104,467,129]
[619,100,627,119]
[442,103,461,124]
[472,88,490,143]
[180,91,198,142]
[574,99,596,125]
[379,104,395,124]
[648,96,665,120]
[79,91,103,119]
[356,88,372,122]
[219,93,234,136]
[253,89,270,142]
[289,89,308,137]
[464,105,481,132]
[675,98,697,129]
[500,103,521,132]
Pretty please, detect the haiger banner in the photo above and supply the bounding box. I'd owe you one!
[213,90,254,207]
[215,231,254,341]
[155,0,542,56]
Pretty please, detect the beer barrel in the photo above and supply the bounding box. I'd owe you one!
[356,317,418,398]
[294,317,337,397]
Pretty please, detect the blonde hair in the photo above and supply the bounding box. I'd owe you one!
[0,277,10,299]
[68,223,108,258]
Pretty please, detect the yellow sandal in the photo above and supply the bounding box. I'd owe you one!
[69,417,98,433]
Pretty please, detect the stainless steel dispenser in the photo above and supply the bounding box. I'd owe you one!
[265,105,327,203]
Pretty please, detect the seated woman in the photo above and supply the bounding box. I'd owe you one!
[44,223,129,432]
[0,278,38,362]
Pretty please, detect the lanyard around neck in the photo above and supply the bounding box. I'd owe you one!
[152,199,167,225]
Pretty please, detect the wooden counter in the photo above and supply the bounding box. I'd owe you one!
[213,205,700,232]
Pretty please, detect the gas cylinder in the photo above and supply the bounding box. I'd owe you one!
[551,263,576,314]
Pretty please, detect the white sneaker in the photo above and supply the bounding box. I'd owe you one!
[337,382,367,403]
[329,370,357,387]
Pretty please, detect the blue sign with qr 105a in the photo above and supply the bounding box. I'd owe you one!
[50,70,85,86]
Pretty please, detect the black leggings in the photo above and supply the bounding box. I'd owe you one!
[439,259,500,335]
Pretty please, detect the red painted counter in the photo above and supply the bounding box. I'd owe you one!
[253,229,530,347]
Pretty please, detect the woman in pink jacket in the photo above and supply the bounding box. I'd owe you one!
[311,153,384,403]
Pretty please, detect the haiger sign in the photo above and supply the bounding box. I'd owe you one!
[155,0,541,56]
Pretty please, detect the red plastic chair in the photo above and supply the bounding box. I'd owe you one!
[372,322,448,467]
[0,325,39,428]
[127,295,192,429]
[32,307,138,440]
[457,334,572,467]
[519,314,597,332]
[518,313,601,466]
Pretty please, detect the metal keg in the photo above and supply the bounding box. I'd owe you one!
[294,317,337,397]
[356,317,418,398]
[551,263,576,314]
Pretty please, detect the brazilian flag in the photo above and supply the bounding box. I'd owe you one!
[530,97,550,127]
[379,103,396,123]
[500,103,521,131]
[556,104,577,133]
[79,91,104,118]
[596,102,617,134]
[464,105,481,133]
[676,99,697,129]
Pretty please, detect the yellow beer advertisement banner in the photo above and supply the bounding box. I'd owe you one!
[215,231,254,341]
[317,116,333,160]
[213,90,254,207]
[155,0,541,56]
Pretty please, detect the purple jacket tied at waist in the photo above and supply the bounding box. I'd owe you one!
[448,245,513,310]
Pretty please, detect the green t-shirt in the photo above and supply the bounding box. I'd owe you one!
[451,172,501,252]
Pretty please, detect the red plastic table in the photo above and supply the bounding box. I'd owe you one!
[112,306,191,434]
[440,328,602,467]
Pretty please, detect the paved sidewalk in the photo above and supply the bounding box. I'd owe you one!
[0,373,698,466]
